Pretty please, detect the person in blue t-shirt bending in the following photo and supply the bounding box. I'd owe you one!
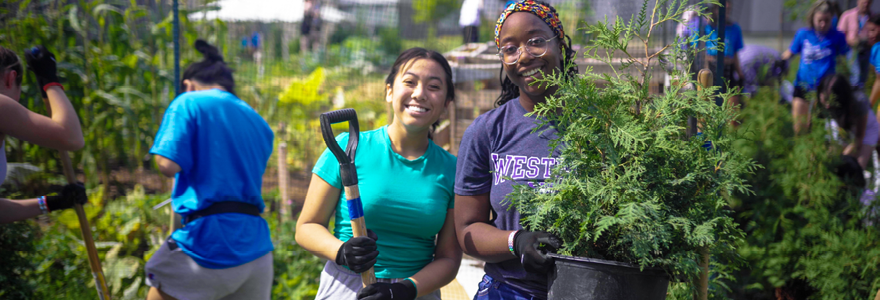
[455,1,572,299]
[145,39,275,300]
[696,1,746,110]
[296,47,460,300]
[782,1,850,134]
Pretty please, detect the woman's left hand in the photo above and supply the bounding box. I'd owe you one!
[357,280,417,300]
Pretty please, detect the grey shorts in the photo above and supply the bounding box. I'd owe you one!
[145,238,273,300]
[315,260,442,300]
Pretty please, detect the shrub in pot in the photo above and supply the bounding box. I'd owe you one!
[505,0,756,298]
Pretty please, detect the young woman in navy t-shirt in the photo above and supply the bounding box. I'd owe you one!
[454,1,577,299]
[783,1,850,134]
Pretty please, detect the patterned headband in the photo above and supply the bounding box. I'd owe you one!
[494,0,565,50]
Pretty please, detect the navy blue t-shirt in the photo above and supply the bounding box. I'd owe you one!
[455,98,561,298]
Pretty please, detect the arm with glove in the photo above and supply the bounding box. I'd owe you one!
[357,209,462,300]
[456,194,563,274]
[0,183,88,224]
[296,174,380,270]
[0,45,83,151]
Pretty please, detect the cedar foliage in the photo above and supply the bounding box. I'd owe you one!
[505,0,756,288]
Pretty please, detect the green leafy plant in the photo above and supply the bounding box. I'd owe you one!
[729,88,880,299]
[505,0,754,294]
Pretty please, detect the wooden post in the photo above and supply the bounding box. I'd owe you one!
[277,122,289,222]
[695,247,709,300]
[694,69,713,300]
[278,141,289,221]
[449,100,457,155]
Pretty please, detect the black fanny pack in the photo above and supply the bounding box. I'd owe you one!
[184,201,262,224]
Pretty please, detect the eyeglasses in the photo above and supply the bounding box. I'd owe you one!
[497,36,557,65]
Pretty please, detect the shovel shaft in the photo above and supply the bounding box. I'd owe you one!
[344,185,377,286]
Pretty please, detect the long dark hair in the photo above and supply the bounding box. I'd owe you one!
[496,0,578,107]
[385,47,455,139]
[182,39,235,95]
[869,14,880,26]
[0,46,23,86]
[818,74,861,130]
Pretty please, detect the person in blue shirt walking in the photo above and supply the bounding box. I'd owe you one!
[695,1,745,109]
[783,0,849,134]
[296,48,461,300]
[145,39,275,300]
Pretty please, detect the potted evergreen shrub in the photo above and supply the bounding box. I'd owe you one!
[505,0,756,299]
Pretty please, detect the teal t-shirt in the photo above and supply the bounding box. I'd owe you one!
[313,126,456,279]
[150,89,274,269]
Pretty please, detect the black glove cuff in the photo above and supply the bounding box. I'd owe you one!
[399,279,418,299]
[335,243,346,266]
[45,194,68,211]
[512,230,526,257]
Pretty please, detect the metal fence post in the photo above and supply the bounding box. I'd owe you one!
[715,0,726,106]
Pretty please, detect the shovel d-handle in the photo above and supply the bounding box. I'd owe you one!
[319,109,376,286]
[320,108,360,187]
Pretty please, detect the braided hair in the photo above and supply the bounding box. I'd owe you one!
[182,39,235,95]
[0,46,23,86]
[495,1,578,107]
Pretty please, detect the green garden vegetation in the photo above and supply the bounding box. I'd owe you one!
[730,88,880,299]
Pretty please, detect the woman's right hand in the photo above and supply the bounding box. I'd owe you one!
[45,183,87,212]
[24,46,59,95]
[513,230,562,274]
[336,229,379,273]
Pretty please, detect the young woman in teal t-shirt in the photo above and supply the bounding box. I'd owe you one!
[296,48,461,300]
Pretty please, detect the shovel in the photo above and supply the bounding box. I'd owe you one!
[319,108,377,286]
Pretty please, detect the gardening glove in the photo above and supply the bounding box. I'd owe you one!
[336,229,379,273]
[357,281,417,300]
[514,230,562,274]
[45,183,87,212]
[23,45,59,97]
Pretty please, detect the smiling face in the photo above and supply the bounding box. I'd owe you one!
[386,58,450,132]
[498,12,562,102]
[813,11,833,34]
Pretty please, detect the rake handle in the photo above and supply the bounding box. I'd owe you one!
[45,94,111,300]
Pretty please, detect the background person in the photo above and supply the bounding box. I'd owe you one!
[696,1,746,109]
[783,0,850,134]
[816,74,880,170]
[460,0,485,44]
[455,1,576,299]
[296,47,461,300]
[838,0,873,89]
[738,44,788,97]
[0,45,86,224]
[145,39,275,300]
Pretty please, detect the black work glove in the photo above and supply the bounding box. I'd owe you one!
[24,46,59,97]
[357,280,417,300]
[513,231,563,274]
[45,183,87,212]
[336,229,379,273]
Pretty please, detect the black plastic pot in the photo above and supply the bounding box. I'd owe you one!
[547,254,669,300]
